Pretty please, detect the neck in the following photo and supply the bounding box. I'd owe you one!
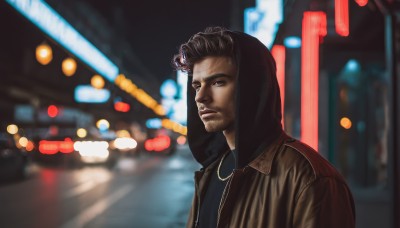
[223,128,235,150]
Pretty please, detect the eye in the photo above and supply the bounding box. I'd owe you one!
[213,80,226,86]
[192,84,200,91]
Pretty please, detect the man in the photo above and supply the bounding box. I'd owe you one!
[172,27,355,228]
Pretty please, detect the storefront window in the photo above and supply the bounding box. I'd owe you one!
[333,60,389,188]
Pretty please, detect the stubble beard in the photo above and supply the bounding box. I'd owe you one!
[203,119,225,132]
[202,117,234,133]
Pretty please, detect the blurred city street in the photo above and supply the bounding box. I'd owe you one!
[1,0,399,227]
[0,145,200,228]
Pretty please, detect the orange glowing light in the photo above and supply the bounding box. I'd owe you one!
[301,11,327,151]
[91,75,105,89]
[335,0,350,36]
[271,45,286,128]
[26,141,35,152]
[340,117,352,129]
[36,43,53,65]
[62,57,77,77]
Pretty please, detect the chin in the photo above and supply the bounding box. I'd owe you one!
[204,126,219,132]
[203,121,226,133]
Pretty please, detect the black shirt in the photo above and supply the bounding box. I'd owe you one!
[198,150,236,228]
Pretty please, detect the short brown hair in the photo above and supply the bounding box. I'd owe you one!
[172,27,235,74]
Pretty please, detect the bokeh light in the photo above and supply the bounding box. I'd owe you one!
[7,124,18,135]
[340,117,352,129]
[177,135,187,145]
[62,57,77,77]
[19,137,28,147]
[77,128,87,138]
[96,119,110,131]
[91,75,105,89]
[36,43,52,65]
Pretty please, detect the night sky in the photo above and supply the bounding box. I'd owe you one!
[83,0,233,82]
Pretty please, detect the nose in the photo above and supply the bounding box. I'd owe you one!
[195,86,211,104]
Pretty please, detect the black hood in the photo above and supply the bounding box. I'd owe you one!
[187,31,283,168]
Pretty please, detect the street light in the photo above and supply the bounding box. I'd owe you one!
[62,57,77,77]
[36,43,53,65]
[91,75,105,89]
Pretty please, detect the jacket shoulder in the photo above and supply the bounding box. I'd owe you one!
[281,138,344,181]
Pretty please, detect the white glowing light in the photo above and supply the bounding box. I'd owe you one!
[244,0,283,48]
[74,141,110,163]
[75,85,110,103]
[113,137,137,150]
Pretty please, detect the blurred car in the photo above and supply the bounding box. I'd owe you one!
[109,137,139,156]
[35,136,80,167]
[144,134,176,156]
[73,139,117,167]
[0,134,28,181]
[35,136,118,168]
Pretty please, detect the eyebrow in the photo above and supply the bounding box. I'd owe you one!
[191,73,233,85]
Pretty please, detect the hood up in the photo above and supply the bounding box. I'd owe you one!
[187,31,283,168]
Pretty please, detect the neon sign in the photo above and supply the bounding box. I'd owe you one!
[74,85,110,103]
[6,0,119,81]
[244,0,283,48]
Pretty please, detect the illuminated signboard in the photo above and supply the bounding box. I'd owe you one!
[6,0,119,81]
[74,85,110,103]
[244,0,283,48]
[172,71,188,125]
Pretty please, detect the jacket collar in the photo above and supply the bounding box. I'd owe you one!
[248,132,287,175]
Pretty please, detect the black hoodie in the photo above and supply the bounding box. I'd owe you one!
[187,31,283,169]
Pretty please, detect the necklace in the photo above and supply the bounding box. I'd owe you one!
[217,152,233,181]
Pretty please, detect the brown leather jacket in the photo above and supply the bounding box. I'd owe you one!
[187,134,356,228]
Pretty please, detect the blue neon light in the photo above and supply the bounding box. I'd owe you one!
[244,0,283,48]
[6,0,119,81]
[284,36,302,48]
[74,85,110,103]
[146,118,162,129]
[345,59,360,72]
[160,79,178,98]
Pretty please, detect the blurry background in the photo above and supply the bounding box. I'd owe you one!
[0,0,399,227]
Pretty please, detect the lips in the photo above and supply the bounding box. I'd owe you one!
[198,109,217,117]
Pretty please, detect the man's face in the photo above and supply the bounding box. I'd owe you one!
[192,56,237,133]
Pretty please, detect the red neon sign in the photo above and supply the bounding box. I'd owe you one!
[271,45,286,128]
[335,0,350,36]
[355,0,368,6]
[301,11,327,151]
[114,101,130,112]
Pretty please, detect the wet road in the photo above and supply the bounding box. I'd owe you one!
[0,145,200,228]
